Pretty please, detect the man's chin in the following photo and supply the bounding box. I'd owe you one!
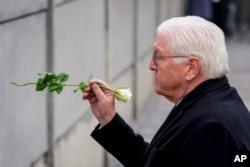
[154,88,162,95]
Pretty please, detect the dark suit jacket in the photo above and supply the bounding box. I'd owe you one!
[91,76,250,167]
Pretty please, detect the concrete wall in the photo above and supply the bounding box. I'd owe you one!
[0,0,185,167]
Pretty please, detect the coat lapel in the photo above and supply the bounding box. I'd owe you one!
[148,105,183,149]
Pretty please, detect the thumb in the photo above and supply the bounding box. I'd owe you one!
[92,84,105,101]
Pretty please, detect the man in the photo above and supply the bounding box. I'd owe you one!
[83,16,250,167]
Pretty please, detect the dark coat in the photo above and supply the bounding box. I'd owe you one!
[91,76,250,167]
[186,0,213,21]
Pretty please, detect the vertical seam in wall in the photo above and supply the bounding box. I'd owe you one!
[132,0,138,120]
[103,2,110,167]
[155,0,161,26]
[46,0,55,167]
[104,0,110,83]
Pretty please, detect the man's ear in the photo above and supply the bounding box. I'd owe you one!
[185,57,200,81]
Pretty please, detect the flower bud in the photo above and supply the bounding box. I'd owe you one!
[114,88,132,102]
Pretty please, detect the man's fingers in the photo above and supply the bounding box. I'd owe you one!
[82,86,92,100]
[83,79,113,102]
[89,79,110,88]
[92,83,106,101]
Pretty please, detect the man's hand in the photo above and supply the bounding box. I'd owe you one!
[82,79,116,126]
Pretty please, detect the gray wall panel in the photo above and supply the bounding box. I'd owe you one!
[109,0,134,79]
[54,0,105,139]
[0,0,46,22]
[0,13,47,167]
[137,0,157,57]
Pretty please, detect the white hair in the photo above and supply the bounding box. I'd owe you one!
[157,16,229,79]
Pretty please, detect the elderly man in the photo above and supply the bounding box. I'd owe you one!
[83,16,250,167]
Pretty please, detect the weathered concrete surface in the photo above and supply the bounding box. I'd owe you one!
[0,13,47,167]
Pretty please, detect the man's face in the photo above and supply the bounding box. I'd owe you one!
[149,33,189,103]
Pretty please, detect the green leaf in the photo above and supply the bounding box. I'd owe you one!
[73,88,80,93]
[36,78,47,91]
[48,82,60,92]
[37,73,43,76]
[86,74,93,82]
[56,85,63,94]
[79,82,88,92]
[37,78,44,84]
[45,73,56,82]
[56,72,69,82]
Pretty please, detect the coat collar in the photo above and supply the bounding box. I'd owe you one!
[176,75,230,112]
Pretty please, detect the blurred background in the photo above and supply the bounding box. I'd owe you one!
[0,0,249,167]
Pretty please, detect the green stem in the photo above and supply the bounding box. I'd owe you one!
[11,82,80,87]
[10,81,116,93]
[10,82,37,86]
[78,83,115,92]
[98,84,116,93]
[62,84,79,87]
